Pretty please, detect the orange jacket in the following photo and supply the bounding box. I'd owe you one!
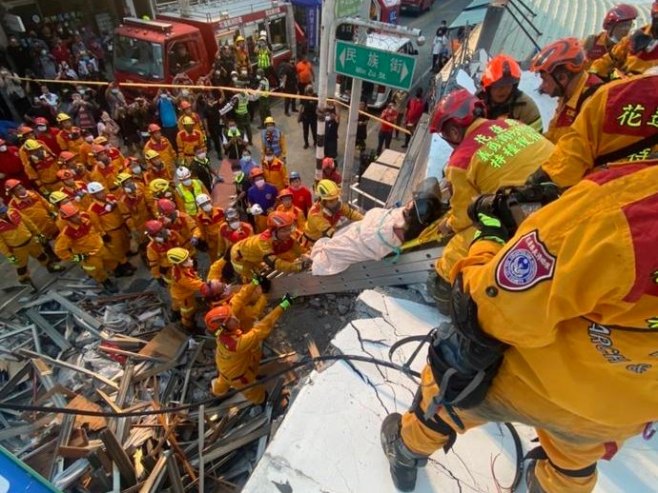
[144,137,176,170]
[176,130,206,159]
[227,283,268,331]
[87,195,125,235]
[194,207,224,242]
[60,181,92,209]
[544,72,603,144]
[276,203,305,229]
[21,149,58,186]
[177,112,204,134]
[53,212,104,259]
[0,209,39,257]
[541,74,658,187]
[592,25,658,78]
[261,157,289,191]
[454,160,658,428]
[146,230,184,278]
[117,184,150,232]
[444,118,553,232]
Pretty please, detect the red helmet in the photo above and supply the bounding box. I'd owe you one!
[481,54,522,89]
[429,89,486,134]
[56,169,75,181]
[278,188,294,199]
[145,219,164,236]
[249,167,265,179]
[34,117,49,126]
[267,211,294,230]
[530,38,586,74]
[179,100,191,110]
[17,126,34,137]
[5,179,21,192]
[204,305,234,334]
[157,198,177,215]
[59,151,76,162]
[148,123,161,133]
[322,156,335,170]
[603,4,638,30]
[59,202,80,219]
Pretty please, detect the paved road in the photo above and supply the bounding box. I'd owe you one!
[214,0,472,206]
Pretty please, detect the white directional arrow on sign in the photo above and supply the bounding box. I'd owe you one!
[339,46,346,69]
[400,62,409,83]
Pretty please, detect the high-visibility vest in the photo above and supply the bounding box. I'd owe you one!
[257,49,271,69]
[261,128,282,156]
[176,180,204,215]
[235,96,249,115]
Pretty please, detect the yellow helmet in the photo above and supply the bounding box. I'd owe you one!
[236,35,245,43]
[56,113,71,123]
[149,178,170,194]
[182,116,195,126]
[264,116,275,125]
[23,139,42,151]
[144,149,160,160]
[115,172,133,186]
[48,190,69,205]
[167,247,190,265]
[316,179,340,201]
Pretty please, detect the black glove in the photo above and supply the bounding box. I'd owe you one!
[279,293,293,310]
[525,167,551,186]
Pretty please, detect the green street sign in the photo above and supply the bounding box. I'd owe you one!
[335,0,361,18]
[334,40,416,91]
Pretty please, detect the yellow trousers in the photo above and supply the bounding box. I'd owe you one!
[212,348,265,404]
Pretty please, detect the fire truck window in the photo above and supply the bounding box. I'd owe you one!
[168,41,199,75]
[269,17,287,52]
[114,35,164,80]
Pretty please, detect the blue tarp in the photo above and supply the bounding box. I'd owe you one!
[290,0,321,7]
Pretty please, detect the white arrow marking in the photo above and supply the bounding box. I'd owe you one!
[400,62,409,83]
[339,47,346,69]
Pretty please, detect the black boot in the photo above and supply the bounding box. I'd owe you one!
[427,272,451,316]
[526,460,546,493]
[102,278,119,294]
[381,413,427,492]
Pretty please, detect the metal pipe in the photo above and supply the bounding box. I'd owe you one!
[504,5,542,51]
[508,0,542,36]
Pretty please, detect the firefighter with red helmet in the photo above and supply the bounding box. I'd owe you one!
[303,179,363,246]
[428,89,554,314]
[585,3,638,72]
[0,138,29,200]
[156,198,199,254]
[53,202,119,293]
[58,150,89,182]
[86,181,136,278]
[145,219,184,286]
[205,285,292,404]
[530,37,603,144]
[57,169,92,209]
[207,207,255,282]
[33,116,61,154]
[5,179,59,239]
[478,54,542,131]
[89,144,121,191]
[231,210,309,281]
[0,197,63,284]
[591,1,658,78]
[320,157,342,185]
[276,188,305,230]
[144,123,176,171]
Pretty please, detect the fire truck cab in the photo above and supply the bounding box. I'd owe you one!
[113,0,297,90]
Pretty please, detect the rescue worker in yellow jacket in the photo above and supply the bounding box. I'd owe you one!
[203,276,268,329]
[207,208,255,281]
[205,289,292,404]
[591,1,658,78]
[261,146,289,191]
[54,113,83,154]
[86,181,136,277]
[529,73,658,188]
[115,173,149,251]
[145,220,184,286]
[89,144,121,191]
[53,202,119,293]
[146,178,175,216]
[174,165,209,215]
[56,169,92,209]
[5,180,59,240]
[156,198,198,255]
[231,211,309,281]
[193,193,224,262]
[276,188,305,230]
[429,89,554,314]
[585,3,638,76]
[177,116,206,165]
[144,123,176,171]
[530,38,603,144]
[0,199,63,283]
[58,151,89,182]
[48,190,70,231]
[144,150,173,183]
[166,247,205,331]
[177,100,205,136]
[303,179,363,245]
[478,54,542,131]
[381,160,658,493]
[21,139,60,194]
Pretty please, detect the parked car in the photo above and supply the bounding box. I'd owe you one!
[400,0,433,15]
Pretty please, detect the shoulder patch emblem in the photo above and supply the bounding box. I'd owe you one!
[495,230,556,291]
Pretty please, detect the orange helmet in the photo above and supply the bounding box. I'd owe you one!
[603,4,638,30]
[530,38,586,74]
[429,89,486,134]
[157,198,177,215]
[34,117,49,126]
[59,151,76,162]
[278,188,294,199]
[148,123,161,133]
[199,280,227,299]
[481,54,522,89]
[59,202,80,219]
[179,100,191,110]
[322,156,335,170]
[56,169,75,181]
[250,167,265,180]
[5,179,21,192]
[91,144,106,155]
[145,219,164,236]
[267,211,294,230]
[204,305,234,334]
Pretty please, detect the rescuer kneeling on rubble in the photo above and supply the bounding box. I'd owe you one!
[381,158,658,493]
[205,282,293,405]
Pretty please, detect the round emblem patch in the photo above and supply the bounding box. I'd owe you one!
[496,230,556,291]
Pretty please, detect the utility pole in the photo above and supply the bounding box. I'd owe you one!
[314,0,334,183]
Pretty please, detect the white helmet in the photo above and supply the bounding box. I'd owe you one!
[249,203,263,216]
[195,193,211,207]
[87,181,105,194]
[176,166,191,181]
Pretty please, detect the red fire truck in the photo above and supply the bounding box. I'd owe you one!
[113,0,299,90]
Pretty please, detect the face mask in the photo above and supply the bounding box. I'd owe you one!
[256,75,261,80]
[37,125,47,132]
[232,76,238,82]
[255,178,265,189]
[123,184,135,193]
[181,90,190,97]
[164,191,172,198]
[182,179,192,186]
[229,220,240,230]
[265,155,274,162]
[85,135,94,143]
[104,203,113,212]
[154,236,165,243]
[325,115,331,122]
[229,126,237,131]
[196,152,206,160]
[0,145,6,152]
[111,88,119,94]
[232,170,241,177]
[201,204,212,213]
[241,70,247,76]
[131,165,142,174]
[266,125,274,131]
[17,189,28,198]
[242,153,250,159]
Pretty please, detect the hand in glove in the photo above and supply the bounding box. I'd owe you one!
[252,273,271,293]
[72,253,86,263]
[6,255,18,265]
[279,293,294,310]
[473,213,509,245]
